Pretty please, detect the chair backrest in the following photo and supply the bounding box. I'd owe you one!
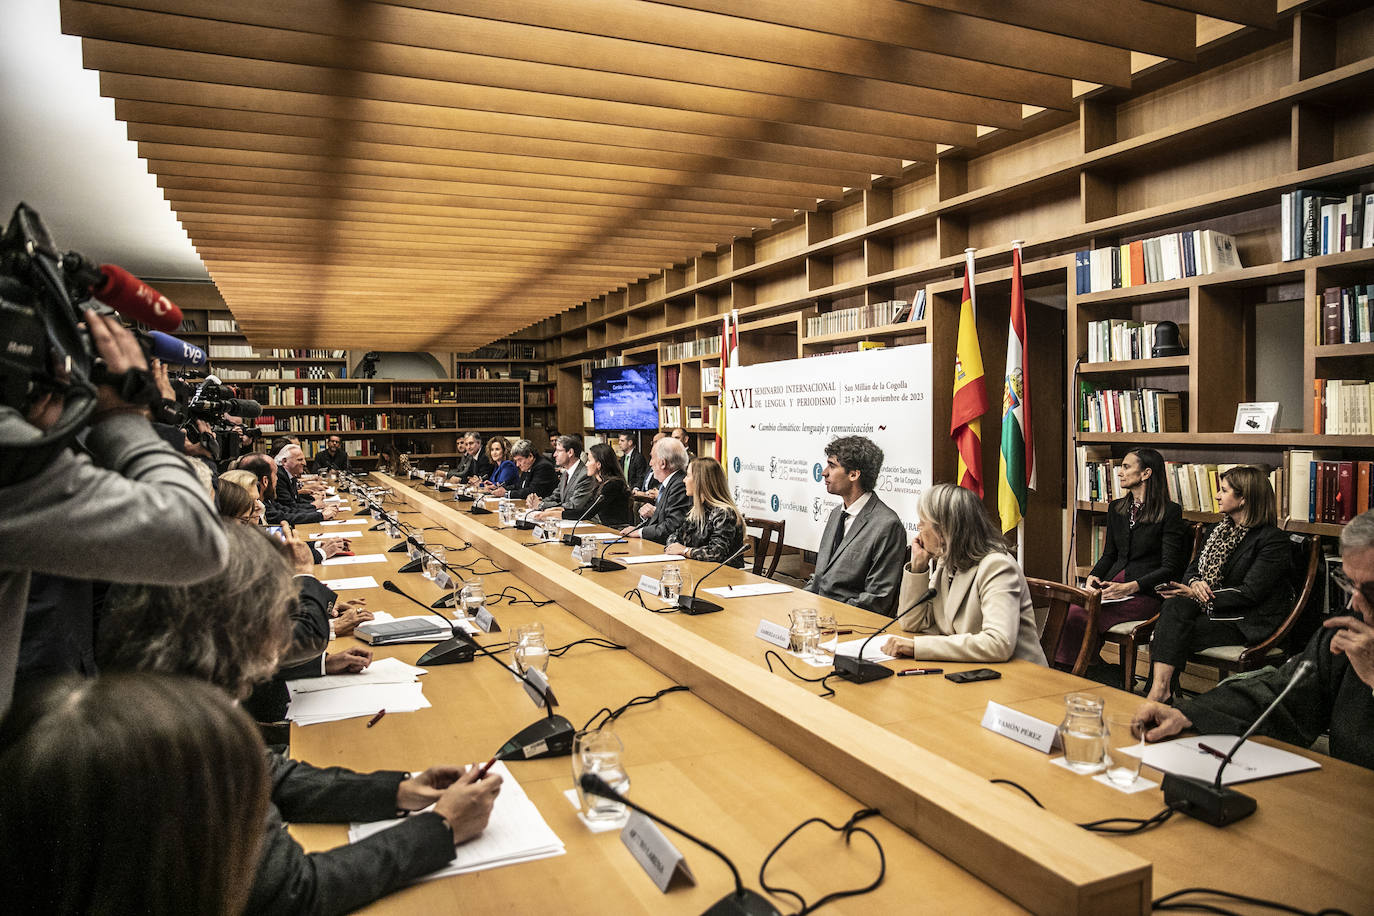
[1239,534,1323,666]
[744,516,786,579]
[1026,577,1101,676]
[1187,521,1208,564]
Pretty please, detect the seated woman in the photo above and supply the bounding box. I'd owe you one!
[665,457,746,565]
[883,483,1047,665]
[0,672,270,916]
[472,435,517,490]
[1146,465,1292,703]
[217,469,265,525]
[548,442,633,528]
[1054,448,1188,670]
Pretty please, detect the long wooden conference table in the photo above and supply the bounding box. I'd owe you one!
[289,474,1374,915]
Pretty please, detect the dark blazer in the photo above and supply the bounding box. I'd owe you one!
[1089,499,1188,593]
[588,477,635,528]
[805,493,907,616]
[276,467,315,507]
[247,753,455,916]
[620,448,649,491]
[15,574,103,685]
[640,470,691,542]
[507,456,558,500]
[268,468,324,525]
[1185,523,1294,643]
[668,506,745,565]
[312,448,351,472]
[244,576,335,722]
[539,460,596,517]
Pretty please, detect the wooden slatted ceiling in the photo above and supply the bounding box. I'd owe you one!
[58,0,1269,351]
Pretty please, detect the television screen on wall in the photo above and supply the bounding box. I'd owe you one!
[592,363,659,431]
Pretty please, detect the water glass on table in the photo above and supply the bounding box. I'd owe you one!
[540,517,559,541]
[423,545,446,581]
[816,613,839,661]
[512,623,550,675]
[1105,713,1145,788]
[462,578,485,620]
[659,564,683,602]
[571,728,630,829]
[407,531,425,561]
[1058,692,1108,775]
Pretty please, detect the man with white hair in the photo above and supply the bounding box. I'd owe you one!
[274,445,336,523]
[622,437,691,543]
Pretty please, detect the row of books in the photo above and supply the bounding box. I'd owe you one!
[1083,319,1185,363]
[455,382,521,404]
[1281,185,1374,261]
[1286,452,1373,524]
[455,365,542,381]
[524,388,556,406]
[663,335,721,361]
[690,404,717,428]
[803,293,926,338]
[206,318,239,333]
[1074,229,1241,294]
[581,356,623,373]
[660,405,683,427]
[1077,447,1279,516]
[1315,379,1374,435]
[454,408,522,429]
[702,366,721,392]
[257,412,439,433]
[224,366,342,380]
[1319,284,1374,345]
[205,345,345,360]
[454,342,540,360]
[392,384,457,405]
[663,365,682,395]
[244,385,377,406]
[298,438,369,458]
[1077,385,1184,434]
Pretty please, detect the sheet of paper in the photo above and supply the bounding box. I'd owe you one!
[1122,734,1321,785]
[350,762,565,877]
[574,532,623,542]
[319,520,357,526]
[702,583,792,598]
[287,682,430,725]
[620,554,679,565]
[323,496,345,503]
[829,636,896,663]
[320,553,389,566]
[285,656,427,694]
[311,530,363,539]
[320,575,380,591]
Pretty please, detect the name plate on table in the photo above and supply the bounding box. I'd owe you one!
[474,606,502,633]
[512,664,559,709]
[435,570,456,590]
[755,619,791,649]
[981,701,1060,753]
[636,575,661,596]
[621,811,695,893]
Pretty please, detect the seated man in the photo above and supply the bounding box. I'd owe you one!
[451,431,482,481]
[312,434,351,473]
[804,435,907,616]
[633,432,667,501]
[529,435,595,520]
[1134,509,1374,771]
[239,454,336,525]
[622,438,690,543]
[492,438,558,500]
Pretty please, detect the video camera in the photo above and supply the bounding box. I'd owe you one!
[179,375,263,465]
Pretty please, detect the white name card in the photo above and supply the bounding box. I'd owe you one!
[981,701,1060,753]
[474,606,501,633]
[435,570,456,590]
[636,575,662,596]
[755,619,791,649]
[621,811,695,893]
[512,664,558,711]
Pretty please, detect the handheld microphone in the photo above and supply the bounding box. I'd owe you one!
[562,494,605,546]
[63,255,184,332]
[833,585,937,683]
[676,545,749,615]
[579,774,780,916]
[1162,659,1316,827]
[144,330,206,366]
[381,579,475,666]
[587,516,650,572]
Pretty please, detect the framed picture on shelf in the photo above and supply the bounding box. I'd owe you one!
[1233,402,1280,434]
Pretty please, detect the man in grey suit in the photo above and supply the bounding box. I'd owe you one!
[805,435,907,616]
[528,435,596,519]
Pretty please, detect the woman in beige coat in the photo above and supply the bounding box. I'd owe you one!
[883,483,1047,665]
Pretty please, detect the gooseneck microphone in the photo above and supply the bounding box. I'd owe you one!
[456,619,575,761]
[562,494,605,546]
[1162,659,1315,827]
[676,545,749,615]
[833,582,937,683]
[579,774,780,916]
[382,579,475,666]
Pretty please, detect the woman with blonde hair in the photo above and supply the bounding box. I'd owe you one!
[217,469,263,524]
[883,482,1046,664]
[665,457,745,566]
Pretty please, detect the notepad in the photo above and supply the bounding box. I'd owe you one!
[285,656,427,694]
[829,636,896,663]
[319,520,357,526]
[1123,735,1321,785]
[320,553,388,566]
[702,583,792,598]
[286,681,431,725]
[310,530,363,539]
[620,554,679,565]
[320,575,380,590]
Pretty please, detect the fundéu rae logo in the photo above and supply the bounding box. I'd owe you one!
[812,462,823,482]
[770,495,780,512]
[732,457,741,473]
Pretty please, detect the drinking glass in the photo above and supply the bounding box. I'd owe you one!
[1105,713,1145,788]
[449,581,468,624]
[1058,692,1108,774]
[499,498,515,526]
[512,624,550,675]
[435,464,449,485]
[462,578,486,620]
[407,531,425,561]
[423,545,445,581]
[816,613,839,661]
[540,517,559,541]
[571,728,630,828]
[789,608,820,659]
[659,564,683,602]
[578,540,598,566]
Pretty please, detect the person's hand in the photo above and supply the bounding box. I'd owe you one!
[333,606,374,636]
[312,495,327,508]
[432,765,503,845]
[317,536,350,558]
[321,506,338,520]
[1101,580,1140,600]
[1325,615,1374,688]
[665,543,688,556]
[1131,701,1192,742]
[151,358,176,400]
[397,765,466,811]
[638,502,654,520]
[1155,581,1192,599]
[491,486,508,498]
[909,534,931,573]
[324,646,372,674]
[620,525,642,538]
[882,637,913,658]
[1085,574,1104,590]
[84,310,150,413]
[1188,580,1215,603]
[280,522,314,575]
[525,494,540,510]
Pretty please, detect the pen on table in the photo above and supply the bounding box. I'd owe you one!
[474,755,499,780]
[366,709,386,728]
[897,668,943,677]
[835,628,854,636]
[1197,742,1229,760]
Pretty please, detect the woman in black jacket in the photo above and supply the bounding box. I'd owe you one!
[1055,448,1188,668]
[583,442,635,528]
[665,457,745,566]
[1146,465,1293,702]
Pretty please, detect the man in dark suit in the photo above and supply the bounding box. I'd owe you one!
[312,434,351,473]
[618,431,649,492]
[493,438,558,500]
[240,454,335,525]
[623,438,691,543]
[805,435,907,616]
[530,435,596,519]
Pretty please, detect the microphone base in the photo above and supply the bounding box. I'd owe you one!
[677,595,723,615]
[417,636,476,666]
[436,485,453,493]
[430,593,459,608]
[453,494,474,502]
[397,558,424,573]
[514,520,536,530]
[494,715,576,761]
[1162,773,1256,827]
[368,521,387,531]
[832,654,894,683]
[562,533,582,546]
[587,558,626,572]
[388,542,409,553]
[702,889,781,916]
[470,506,493,515]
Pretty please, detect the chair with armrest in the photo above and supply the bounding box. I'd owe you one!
[1028,578,1101,677]
[743,516,786,580]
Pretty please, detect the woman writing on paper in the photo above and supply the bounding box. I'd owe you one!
[1146,465,1292,702]
[883,483,1046,664]
[1054,448,1188,670]
[665,457,746,566]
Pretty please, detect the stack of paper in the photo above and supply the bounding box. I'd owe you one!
[1124,735,1321,785]
[286,657,431,726]
[320,553,389,566]
[349,762,565,876]
[320,575,380,591]
[829,636,896,663]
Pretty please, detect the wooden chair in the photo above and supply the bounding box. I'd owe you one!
[744,516,786,579]
[1099,522,1208,692]
[1027,578,1101,677]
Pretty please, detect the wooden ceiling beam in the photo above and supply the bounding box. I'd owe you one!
[904,1,1198,60]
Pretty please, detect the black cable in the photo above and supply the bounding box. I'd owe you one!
[484,586,555,607]
[1153,887,1352,916]
[548,637,626,658]
[990,778,1043,807]
[758,808,885,915]
[989,779,1179,835]
[581,684,689,732]
[763,650,836,698]
[454,556,508,574]
[622,588,647,607]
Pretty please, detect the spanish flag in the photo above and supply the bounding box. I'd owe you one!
[951,249,987,496]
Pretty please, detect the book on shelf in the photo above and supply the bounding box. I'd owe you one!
[1315,379,1373,435]
[659,405,682,427]
[662,335,722,361]
[1282,185,1374,261]
[1084,318,1189,362]
[857,340,887,350]
[701,366,721,392]
[687,406,703,425]
[1319,285,1373,345]
[582,356,623,373]
[1077,384,1184,434]
[663,366,680,395]
[1075,229,1241,294]
[207,318,239,333]
[805,299,915,338]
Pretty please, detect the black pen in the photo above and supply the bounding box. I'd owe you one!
[897,668,943,677]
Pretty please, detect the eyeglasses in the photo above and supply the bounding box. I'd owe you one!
[1330,567,1374,607]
